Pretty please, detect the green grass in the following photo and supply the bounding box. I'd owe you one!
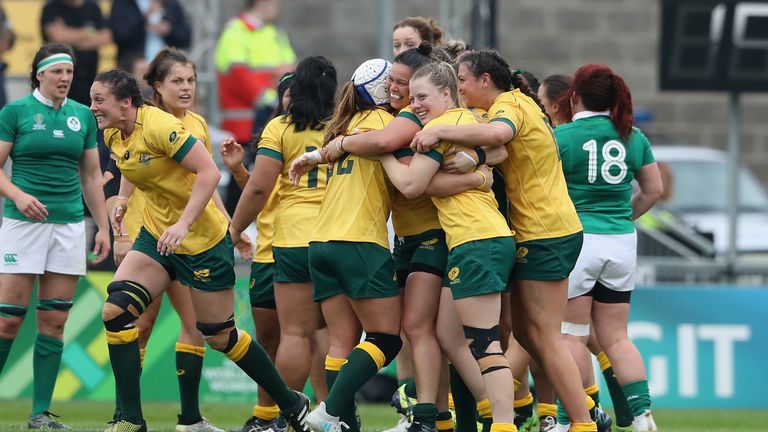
[1,400,767,431]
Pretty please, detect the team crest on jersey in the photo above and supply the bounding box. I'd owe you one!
[448,266,461,284]
[66,116,81,132]
[169,131,178,143]
[139,153,151,166]
[32,113,46,130]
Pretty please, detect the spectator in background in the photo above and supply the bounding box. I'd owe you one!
[0,4,15,108]
[108,0,191,67]
[40,0,112,105]
[215,0,295,213]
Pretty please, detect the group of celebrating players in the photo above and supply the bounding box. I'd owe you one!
[0,13,661,432]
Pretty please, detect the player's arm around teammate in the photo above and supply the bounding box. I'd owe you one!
[0,43,109,430]
[92,69,311,432]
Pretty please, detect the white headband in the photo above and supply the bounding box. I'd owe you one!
[37,53,74,73]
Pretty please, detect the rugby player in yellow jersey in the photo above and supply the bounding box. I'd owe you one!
[410,50,598,432]
[90,69,311,432]
[106,47,255,432]
[229,56,336,402]
[380,62,518,432]
[220,71,295,432]
[318,47,501,432]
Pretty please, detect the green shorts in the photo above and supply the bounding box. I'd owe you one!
[309,241,398,302]
[249,262,276,309]
[511,232,584,281]
[132,226,235,291]
[444,237,515,300]
[272,246,311,283]
[392,229,448,288]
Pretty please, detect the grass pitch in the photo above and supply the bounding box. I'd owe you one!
[0,400,767,431]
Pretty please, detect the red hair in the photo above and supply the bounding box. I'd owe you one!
[571,64,633,140]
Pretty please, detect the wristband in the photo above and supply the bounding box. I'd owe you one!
[304,149,323,164]
[474,168,487,189]
[336,136,346,153]
[475,147,487,165]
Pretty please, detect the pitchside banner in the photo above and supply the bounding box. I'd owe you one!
[0,275,765,408]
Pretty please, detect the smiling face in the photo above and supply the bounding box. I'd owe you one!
[89,81,128,130]
[456,62,487,109]
[37,63,74,102]
[392,25,423,57]
[409,75,452,124]
[387,62,413,111]
[155,62,195,117]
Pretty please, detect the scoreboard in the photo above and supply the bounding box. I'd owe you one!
[660,0,768,91]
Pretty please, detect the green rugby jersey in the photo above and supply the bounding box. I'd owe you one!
[556,112,654,234]
[0,90,97,223]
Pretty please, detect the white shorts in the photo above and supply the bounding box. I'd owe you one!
[0,218,87,275]
[568,232,636,299]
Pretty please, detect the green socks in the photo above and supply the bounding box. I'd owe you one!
[400,377,417,400]
[32,334,63,416]
[225,331,298,410]
[0,337,13,374]
[175,343,206,425]
[324,343,383,417]
[622,380,651,417]
[325,356,359,432]
[448,364,477,432]
[412,403,438,428]
[106,329,144,423]
[597,352,633,428]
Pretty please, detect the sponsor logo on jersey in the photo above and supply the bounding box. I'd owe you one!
[123,150,130,160]
[169,131,178,143]
[448,266,461,284]
[32,113,46,130]
[53,129,64,138]
[139,153,151,166]
[66,116,81,132]
[193,268,211,282]
[4,253,18,264]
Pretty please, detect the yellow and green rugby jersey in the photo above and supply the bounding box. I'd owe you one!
[123,110,214,241]
[390,104,441,237]
[489,90,582,242]
[422,108,512,250]
[105,105,227,254]
[256,115,328,248]
[311,108,394,249]
[253,184,279,263]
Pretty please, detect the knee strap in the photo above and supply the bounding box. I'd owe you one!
[464,324,501,359]
[37,298,74,312]
[106,280,152,314]
[561,321,590,337]
[0,303,27,318]
[196,316,236,337]
[364,332,402,366]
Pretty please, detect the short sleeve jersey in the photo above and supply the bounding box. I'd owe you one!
[489,90,582,242]
[422,108,512,250]
[311,109,394,249]
[104,105,227,254]
[390,104,442,237]
[122,110,214,241]
[557,112,655,234]
[0,91,97,223]
[256,115,328,248]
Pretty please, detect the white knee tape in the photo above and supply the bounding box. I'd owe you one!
[561,321,590,337]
